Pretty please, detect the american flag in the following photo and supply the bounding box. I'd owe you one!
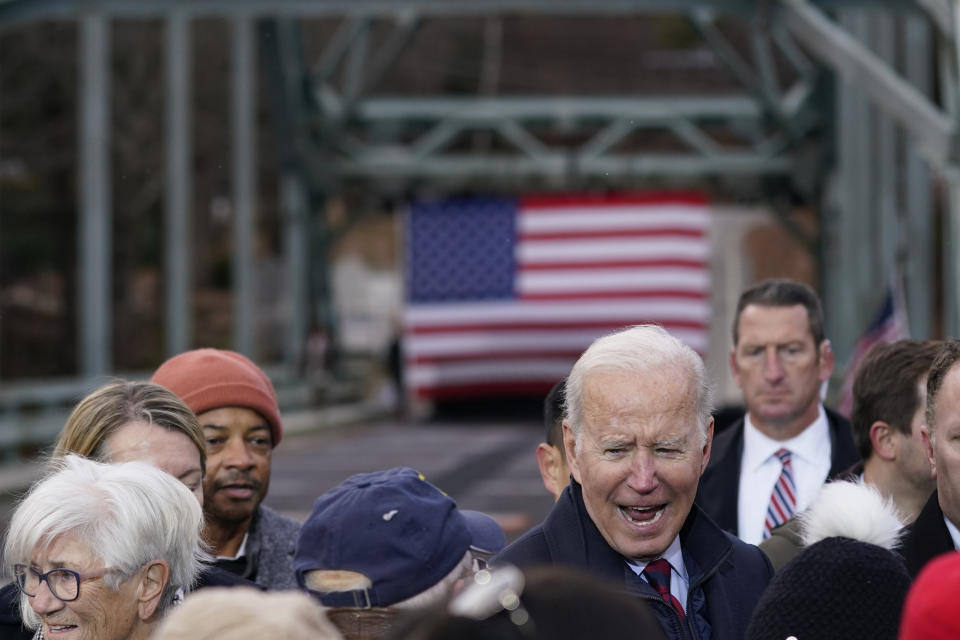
[835,281,910,417]
[403,193,711,401]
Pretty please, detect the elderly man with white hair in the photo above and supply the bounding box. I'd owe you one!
[3,455,204,640]
[496,325,773,640]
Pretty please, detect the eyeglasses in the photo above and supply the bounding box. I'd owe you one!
[13,564,115,602]
[470,549,494,573]
[449,565,533,633]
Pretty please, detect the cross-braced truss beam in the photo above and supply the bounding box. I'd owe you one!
[267,8,833,192]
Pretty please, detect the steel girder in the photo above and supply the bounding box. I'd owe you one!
[1,0,941,186]
[264,12,829,191]
[776,0,960,340]
[3,0,956,378]
[780,0,955,169]
[0,0,946,183]
[0,0,918,23]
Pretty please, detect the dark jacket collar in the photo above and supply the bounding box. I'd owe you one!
[823,407,859,478]
[729,406,856,477]
[696,407,857,536]
[901,490,955,578]
[214,507,261,580]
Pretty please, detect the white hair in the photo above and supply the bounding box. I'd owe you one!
[3,455,205,628]
[390,549,473,611]
[565,324,714,452]
[303,551,473,612]
[799,479,905,550]
[153,587,342,640]
[391,551,473,611]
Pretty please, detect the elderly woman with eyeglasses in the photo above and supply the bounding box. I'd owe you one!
[3,455,204,640]
[0,381,256,640]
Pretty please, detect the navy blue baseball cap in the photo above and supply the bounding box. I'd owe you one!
[294,467,505,607]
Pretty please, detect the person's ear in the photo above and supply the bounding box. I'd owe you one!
[729,345,743,389]
[700,417,714,475]
[536,443,566,501]
[818,339,835,381]
[137,560,170,622]
[869,421,896,461]
[921,424,937,479]
[563,421,582,484]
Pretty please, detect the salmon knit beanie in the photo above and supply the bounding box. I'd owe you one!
[151,348,282,446]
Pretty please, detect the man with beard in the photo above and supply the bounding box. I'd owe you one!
[153,348,300,589]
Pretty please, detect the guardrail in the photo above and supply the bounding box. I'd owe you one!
[0,357,379,461]
[0,378,105,459]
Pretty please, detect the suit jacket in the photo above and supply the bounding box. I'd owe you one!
[495,481,773,640]
[756,460,865,571]
[696,407,857,537]
[899,491,957,578]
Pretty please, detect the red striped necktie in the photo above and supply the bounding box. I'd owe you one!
[643,558,685,619]
[763,448,797,539]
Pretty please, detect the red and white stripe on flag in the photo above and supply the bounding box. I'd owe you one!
[404,192,711,401]
[835,283,910,417]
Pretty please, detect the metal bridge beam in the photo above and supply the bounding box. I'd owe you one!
[0,0,922,25]
[78,9,111,378]
[780,0,955,168]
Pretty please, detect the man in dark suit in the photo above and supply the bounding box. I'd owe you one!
[497,325,773,640]
[696,279,857,544]
[759,339,939,571]
[901,340,960,577]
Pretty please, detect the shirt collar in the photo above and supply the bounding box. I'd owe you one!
[215,532,249,561]
[624,534,687,583]
[742,404,830,471]
[944,515,960,551]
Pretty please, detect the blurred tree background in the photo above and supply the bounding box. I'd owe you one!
[0,19,288,378]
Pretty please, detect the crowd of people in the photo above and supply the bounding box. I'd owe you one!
[3,277,960,640]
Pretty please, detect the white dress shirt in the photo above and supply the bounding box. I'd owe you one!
[737,405,832,544]
[625,535,690,612]
[215,532,248,561]
[944,516,960,551]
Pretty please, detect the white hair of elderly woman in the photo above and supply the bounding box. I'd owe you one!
[3,454,205,630]
[152,587,343,640]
